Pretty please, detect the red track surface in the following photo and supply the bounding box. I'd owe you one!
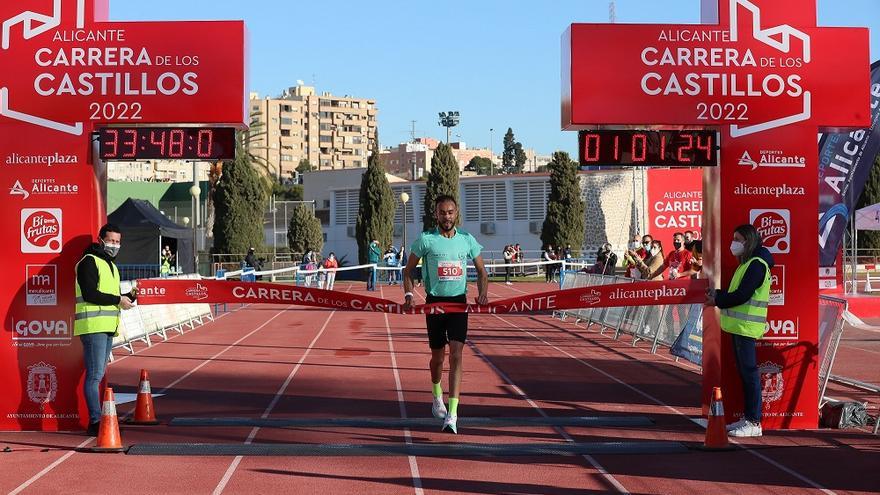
[1,282,878,495]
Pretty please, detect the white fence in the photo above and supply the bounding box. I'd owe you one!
[112,275,214,359]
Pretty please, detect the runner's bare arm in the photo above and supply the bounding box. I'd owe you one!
[472,255,489,305]
[402,253,419,310]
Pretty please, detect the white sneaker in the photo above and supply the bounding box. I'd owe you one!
[729,421,762,438]
[505,282,512,285]
[726,419,747,432]
[442,414,458,434]
[432,397,447,419]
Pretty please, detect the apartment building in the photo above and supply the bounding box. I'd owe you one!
[248,84,377,178]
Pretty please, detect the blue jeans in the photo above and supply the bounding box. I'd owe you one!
[731,333,762,423]
[81,332,114,424]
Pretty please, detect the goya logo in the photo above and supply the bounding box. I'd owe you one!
[21,208,62,253]
[750,209,790,253]
[763,317,798,340]
[12,318,70,340]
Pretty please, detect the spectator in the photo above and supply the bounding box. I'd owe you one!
[596,243,617,275]
[160,245,173,277]
[322,252,338,290]
[302,247,318,287]
[678,240,703,279]
[514,243,523,276]
[637,235,653,260]
[628,240,666,281]
[367,240,381,291]
[563,243,573,260]
[658,232,693,280]
[384,244,399,285]
[503,244,515,285]
[543,245,557,283]
[684,230,696,250]
[623,236,643,279]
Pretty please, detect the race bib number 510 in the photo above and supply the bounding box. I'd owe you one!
[438,261,464,281]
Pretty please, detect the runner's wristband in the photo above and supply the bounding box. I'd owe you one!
[404,292,414,299]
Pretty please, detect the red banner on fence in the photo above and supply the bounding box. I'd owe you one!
[135,278,709,314]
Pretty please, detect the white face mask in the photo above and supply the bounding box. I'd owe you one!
[730,240,745,257]
[650,246,660,257]
[630,241,640,250]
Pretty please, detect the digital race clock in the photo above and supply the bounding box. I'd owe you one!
[578,129,718,167]
[97,127,236,161]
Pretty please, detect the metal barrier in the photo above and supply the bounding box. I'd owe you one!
[111,274,215,359]
[554,270,702,357]
[117,264,160,280]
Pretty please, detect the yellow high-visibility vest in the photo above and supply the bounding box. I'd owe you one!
[719,257,770,339]
[74,254,121,336]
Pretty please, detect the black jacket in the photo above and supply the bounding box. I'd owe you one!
[715,246,774,309]
[76,243,132,306]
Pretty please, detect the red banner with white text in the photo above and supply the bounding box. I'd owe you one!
[135,278,709,314]
[647,168,703,245]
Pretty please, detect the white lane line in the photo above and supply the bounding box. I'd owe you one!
[120,305,291,422]
[110,303,248,365]
[8,438,93,495]
[381,286,424,495]
[413,287,627,493]
[213,287,352,495]
[491,313,836,495]
[10,305,287,494]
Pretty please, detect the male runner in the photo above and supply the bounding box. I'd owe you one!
[402,194,489,434]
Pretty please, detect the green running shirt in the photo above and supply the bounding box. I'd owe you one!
[411,228,482,297]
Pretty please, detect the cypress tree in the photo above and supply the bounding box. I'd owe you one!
[355,145,395,264]
[422,142,460,231]
[287,204,324,254]
[541,151,585,253]
[514,142,527,173]
[856,155,880,250]
[212,140,268,257]
[501,127,516,174]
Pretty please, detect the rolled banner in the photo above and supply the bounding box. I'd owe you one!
[135,278,709,314]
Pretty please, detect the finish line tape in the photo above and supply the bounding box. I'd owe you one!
[135,278,708,314]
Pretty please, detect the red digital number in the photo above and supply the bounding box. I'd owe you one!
[150,130,166,156]
[121,129,137,158]
[696,133,713,161]
[631,133,647,162]
[169,129,185,157]
[660,134,667,160]
[583,134,600,162]
[103,129,119,158]
[677,134,694,163]
[196,129,214,158]
[613,135,620,161]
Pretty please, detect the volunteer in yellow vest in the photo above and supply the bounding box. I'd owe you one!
[75,224,135,436]
[706,224,773,438]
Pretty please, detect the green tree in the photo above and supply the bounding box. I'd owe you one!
[857,155,880,250]
[422,142,460,231]
[287,204,324,254]
[541,151,585,253]
[272,182,303,201]
[355,146,395,264]
[466,156,493,175]
[296,159,314,174]
[212,143,269,257]
[501,127,516,174]
[514,142,527,173]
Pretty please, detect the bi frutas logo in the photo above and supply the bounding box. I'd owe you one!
[26,362,58,409]
[750,209,790,254]
[26,264,57,306]
[184,283,209,301]
[21,208,62,253]
[759,361,784,407]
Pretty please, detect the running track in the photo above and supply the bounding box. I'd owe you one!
[1,282,877,495]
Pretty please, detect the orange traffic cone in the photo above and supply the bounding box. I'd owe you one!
[698,387,735,451]
[87,387,125,453]
[128,369,160,425]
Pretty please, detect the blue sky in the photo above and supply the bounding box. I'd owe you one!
[112,0,880,156]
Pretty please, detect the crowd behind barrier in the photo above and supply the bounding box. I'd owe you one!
[111,274,215,359]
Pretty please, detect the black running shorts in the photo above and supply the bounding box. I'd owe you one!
[425,294,468,349]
